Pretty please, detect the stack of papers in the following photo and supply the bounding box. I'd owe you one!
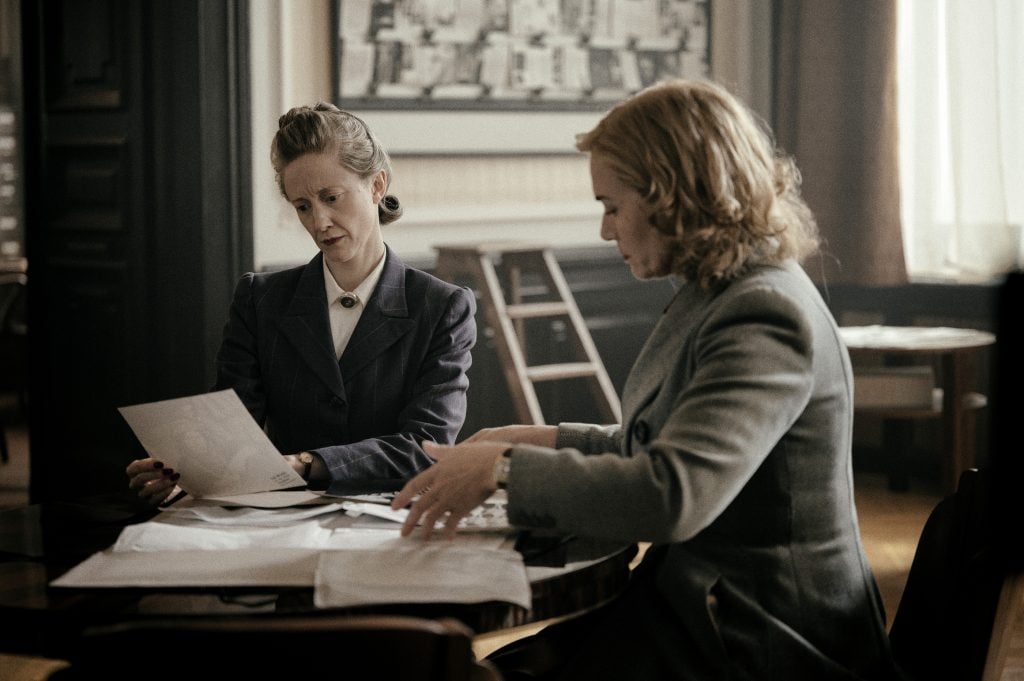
[51,512,529,608]
[315,543,531,609]
[80,390,531,608]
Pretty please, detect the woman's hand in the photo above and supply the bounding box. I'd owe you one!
[463,424,557,447]
[392,440,508,540]
[125,458,181,506]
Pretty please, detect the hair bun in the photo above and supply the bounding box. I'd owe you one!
[313,101,343,114]
[277,106,310,131]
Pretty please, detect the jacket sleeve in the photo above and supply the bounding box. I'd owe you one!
[507,285,816,542]
[556,422,623,455]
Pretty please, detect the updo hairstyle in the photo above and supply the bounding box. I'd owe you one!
[271,102,403,225]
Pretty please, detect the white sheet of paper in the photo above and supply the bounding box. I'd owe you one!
[323,527,509,551]
[111,517,333,552]
[314,544,531,609]
[50,548,320,588]
[158,503,348,527]
[118,389,304,498]
[197,490,329,508]
[52,517,511,589]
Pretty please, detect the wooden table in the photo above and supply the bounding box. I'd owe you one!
[839,325,996,494]
[0,498,636,660]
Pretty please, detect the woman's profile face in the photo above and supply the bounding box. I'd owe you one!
[590,153,675,280]
[282,151,385,272]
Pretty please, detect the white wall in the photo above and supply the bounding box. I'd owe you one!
[249,0,770,269]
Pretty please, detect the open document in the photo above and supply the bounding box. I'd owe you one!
[50,511,525,604]
[118,389,306,499]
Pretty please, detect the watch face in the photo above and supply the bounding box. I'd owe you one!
[299,453,313,464]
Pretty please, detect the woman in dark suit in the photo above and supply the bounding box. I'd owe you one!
[392,80,900,680]
[127,103,476,504]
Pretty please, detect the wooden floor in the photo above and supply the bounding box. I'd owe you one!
[1,394,1021,678]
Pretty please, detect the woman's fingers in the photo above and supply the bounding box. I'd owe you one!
[395,468,436,536]
[128,466,177,491]
[396,440,505,540]
[462,428,498,443]
[127,457,181,505]
[126,458,174,494]
[406,495,470,541]
[396,476,468,540]
[125,457,162,477]
[440,511,467,541]
[138,473,179,505]
[393,467,433,510]
[420,441,456,461]
[417,502,446,541]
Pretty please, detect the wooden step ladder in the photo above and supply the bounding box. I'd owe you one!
[434,241,622,426]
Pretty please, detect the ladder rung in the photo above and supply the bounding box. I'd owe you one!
[505,302,570,319]
[525,363,599,382]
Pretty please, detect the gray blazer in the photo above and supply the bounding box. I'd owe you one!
[507,261,898,680]
[214,247,476,484]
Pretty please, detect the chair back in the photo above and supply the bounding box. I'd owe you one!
[0,272,26,335]
[57,613,500,680]
[888,468,1006,681]
[0,272,27,408]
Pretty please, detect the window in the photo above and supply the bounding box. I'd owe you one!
[897,0,1023,282]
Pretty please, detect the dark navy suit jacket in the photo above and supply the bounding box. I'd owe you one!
[214,247,476,484]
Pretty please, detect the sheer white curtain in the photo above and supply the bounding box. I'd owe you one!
[897,0,1024,282]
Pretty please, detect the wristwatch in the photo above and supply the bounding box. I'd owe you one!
[298,452,314,480]
[492,449,512,489]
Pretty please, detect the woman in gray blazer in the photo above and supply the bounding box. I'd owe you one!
[393,80,900,680]
[127,103,476,504]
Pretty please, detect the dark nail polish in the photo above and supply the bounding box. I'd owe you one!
[162,468,174,476]
[171,473,181,481]
[153,461,164,470]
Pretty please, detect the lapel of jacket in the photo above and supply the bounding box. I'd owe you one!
[278,253,347,399]
[339,246,416,378]
[620,279,715,424]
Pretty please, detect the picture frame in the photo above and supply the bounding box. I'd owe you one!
[332,0,711,153]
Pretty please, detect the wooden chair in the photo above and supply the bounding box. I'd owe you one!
[888,468,1012,681]
[0,272,27,464]
[53,614,501,680]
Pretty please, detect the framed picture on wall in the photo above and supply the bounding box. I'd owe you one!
[332,0,710,151]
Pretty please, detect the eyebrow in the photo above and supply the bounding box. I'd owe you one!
[287,186,344,203]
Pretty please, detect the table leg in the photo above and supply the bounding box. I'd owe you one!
[940,352,976,494]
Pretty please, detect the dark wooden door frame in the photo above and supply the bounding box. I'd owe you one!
[20,0,252,502]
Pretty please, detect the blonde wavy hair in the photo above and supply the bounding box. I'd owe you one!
[576,79,818,288]
[271,101,403,225]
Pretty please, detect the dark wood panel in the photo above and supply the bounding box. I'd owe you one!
[44,0,127,110]
[45,139,128,265]
[28,260,144,498]
[23,1,252,502]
